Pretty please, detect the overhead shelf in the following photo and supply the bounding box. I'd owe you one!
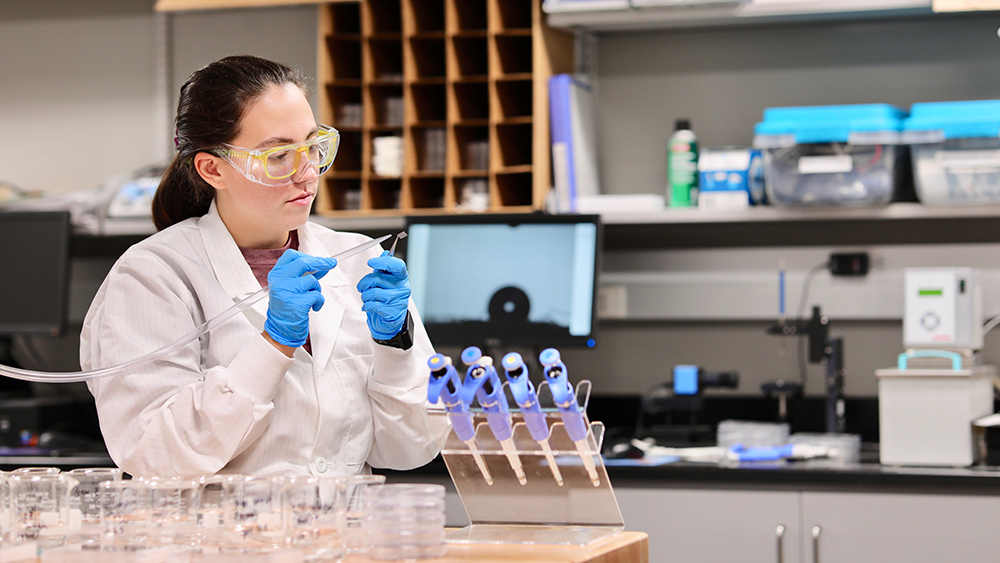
[543,0,939,31]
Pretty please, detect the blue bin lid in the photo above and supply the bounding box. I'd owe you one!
[754,104,905,144]
[903,100,1000,139]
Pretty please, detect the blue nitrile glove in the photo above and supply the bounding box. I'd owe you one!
[357,251,411,341]
[264,249,338,347]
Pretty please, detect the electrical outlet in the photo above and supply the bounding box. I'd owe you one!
[829,252,870,276]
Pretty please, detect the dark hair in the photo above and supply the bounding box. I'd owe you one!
[152,55,306,231]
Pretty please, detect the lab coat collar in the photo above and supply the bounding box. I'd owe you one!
[198,201,346,369]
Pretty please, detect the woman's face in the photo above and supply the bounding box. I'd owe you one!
[214,82,320,242]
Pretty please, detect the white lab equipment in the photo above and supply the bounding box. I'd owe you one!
[903,268,982,351]
[876,351,995,466]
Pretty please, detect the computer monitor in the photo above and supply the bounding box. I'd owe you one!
[0,211,72,336]
[406,214,601,348]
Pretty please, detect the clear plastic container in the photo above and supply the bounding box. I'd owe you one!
[754,104,906,207]
[717,420,789,449]
[366,484,446,560]
[904,100,1000,206]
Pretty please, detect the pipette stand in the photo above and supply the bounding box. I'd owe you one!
[431,380,625,547]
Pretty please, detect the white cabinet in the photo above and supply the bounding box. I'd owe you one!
[615,486,801,563]
[801,491,1000,563]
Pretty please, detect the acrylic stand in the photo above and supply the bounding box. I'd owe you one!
[431,380,625,547]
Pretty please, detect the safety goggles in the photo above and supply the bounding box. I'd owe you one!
[215,125,340,186]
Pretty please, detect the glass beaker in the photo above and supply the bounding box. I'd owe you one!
[147,477,201,549]
[67,468,122,548]
[99,479,153,552]
[341,474,386,555]
[8,473,77,548]
[282,475,344,561]
[220,475,285,552]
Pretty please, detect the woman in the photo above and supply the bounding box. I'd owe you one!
[80,55,446,478]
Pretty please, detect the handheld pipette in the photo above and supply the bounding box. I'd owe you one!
[539,348,600,487]
[0,233,399,384]
[459,347,527,485]
[426,353,493,485]
[501,353,564,486]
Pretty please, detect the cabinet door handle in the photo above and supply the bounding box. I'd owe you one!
[811,525,822,563]
[775,524,786,563]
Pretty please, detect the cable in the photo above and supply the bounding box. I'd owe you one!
[796,261,830,387]
[984,315,1000,336]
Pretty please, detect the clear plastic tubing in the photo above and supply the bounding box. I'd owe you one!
[0,234,394,384]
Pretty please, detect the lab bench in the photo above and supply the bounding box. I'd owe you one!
[386,458,1000,563]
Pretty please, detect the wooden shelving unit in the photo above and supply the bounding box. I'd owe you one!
[315,0,573,216]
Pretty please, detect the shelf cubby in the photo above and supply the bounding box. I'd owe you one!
[332,130,363,172]
[366,37,403,81]
[493,34,533,76]
[450,36,488,77]
[329,2,361,35]
[407,0,445,33]
[451,81,489,121]
[326,84,363,128]
[449,0,487,32]
[325,37,362,80]
[366,84,404,127]
[409,125,447,172]
[409,82,446,122]
[452,125,490,172]
[408,177,448,209]
[493,0,533,31]
[321,178,363,212]
[364,0,402,34]
[493,79,532,120]
[495,122,533,168]
[366,177,403,210]
[494,171,533,207]
[408,36,446,78]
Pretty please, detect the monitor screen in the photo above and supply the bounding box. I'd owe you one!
[406,214,600,348]
[0,211,71,336]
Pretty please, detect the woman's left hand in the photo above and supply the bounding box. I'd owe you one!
[357,251,411,340]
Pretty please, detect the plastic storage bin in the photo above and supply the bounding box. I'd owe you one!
[753,104,906,206]
[903,99,1000,205]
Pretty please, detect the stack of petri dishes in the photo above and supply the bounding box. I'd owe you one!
[366,484,446,560]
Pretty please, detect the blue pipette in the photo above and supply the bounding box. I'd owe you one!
[427,354,493,485]
[539,348,600,487]
[502,353,564,486]
[459,347,527,485]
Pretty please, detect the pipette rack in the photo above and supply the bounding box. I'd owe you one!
[430,379,625,546]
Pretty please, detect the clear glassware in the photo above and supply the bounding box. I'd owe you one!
[8,473,77,548]
[67,468,122,548]
[367,484,446,560]
[147,477,201,549]
[341,474,386,555]
[282,475,344,562]
[196,475,228,552]
[11,467,60,475]
[220,475,286,552]
[99,479,153,552]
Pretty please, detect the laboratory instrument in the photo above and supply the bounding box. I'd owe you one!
[877,351,995,466]
[501,352,564,486]
[635,365,740,446]
[767,305,846,434]
[426,353,493,485]
[539,347,600,487]
[903,99,1000,206]
[367,484,446,559]
[0,232,400,384]
[459,347,526,485]
[754,104,906,206]
[903,268,983,351]
[405,214,600,348]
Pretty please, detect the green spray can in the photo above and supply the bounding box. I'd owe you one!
[668,118,699,207]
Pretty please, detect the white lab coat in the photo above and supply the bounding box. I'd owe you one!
[80,201,448,478]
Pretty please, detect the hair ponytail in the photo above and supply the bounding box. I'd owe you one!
[151,55,305,231]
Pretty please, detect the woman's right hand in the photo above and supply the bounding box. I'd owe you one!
[263,249,338,349]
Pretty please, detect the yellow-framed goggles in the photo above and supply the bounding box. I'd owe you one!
[216,125,340,186]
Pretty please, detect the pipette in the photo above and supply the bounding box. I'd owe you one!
[459,347,527,486]
[0,233,396,383]
[539,348,600,487]
[426,353,493,485]
[501,353,564,486]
